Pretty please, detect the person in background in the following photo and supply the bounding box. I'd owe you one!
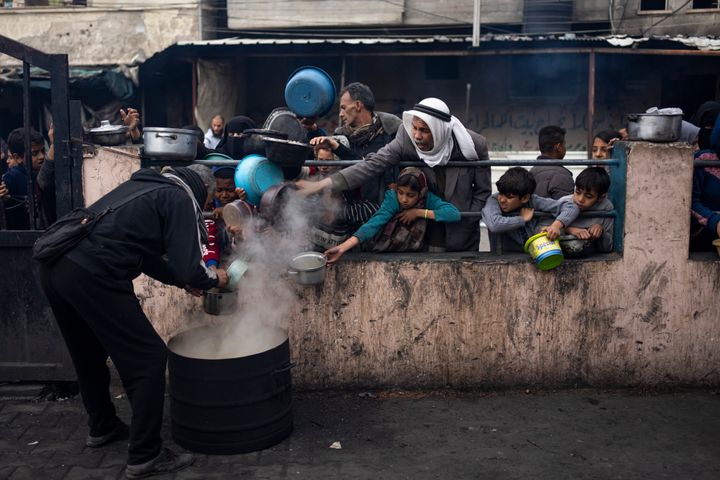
[215,116,256,159]
[298,97,491,252]
[591,129,622,160]
[204,115,224,150]
[307,141,379,251]
[530,125,574,200]
[482,167,579,252]
[2,127,46,229]
[324,167,461,262]
[187,164,222,271]
[689,101,720,252]
[37,167,227,478]
[310,82,402,203]
[560,167,614,253]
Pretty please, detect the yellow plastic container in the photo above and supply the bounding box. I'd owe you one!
[524,232,564,271]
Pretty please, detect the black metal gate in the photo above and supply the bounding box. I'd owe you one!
[0,35,83,381]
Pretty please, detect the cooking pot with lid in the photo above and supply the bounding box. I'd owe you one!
[87,120,128,146]
[626,113,682,142]
[143,127,198,161]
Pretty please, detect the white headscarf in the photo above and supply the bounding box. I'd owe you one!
[402,98,479,168]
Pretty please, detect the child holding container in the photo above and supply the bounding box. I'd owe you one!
[324,167,461,263]
[559,167,614,253]
[482,167,579,252]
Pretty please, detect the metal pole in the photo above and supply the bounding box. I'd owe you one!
[338,55,346,127]
[22,60,36,230]
[587,50,596,156]
[472,0,481,47]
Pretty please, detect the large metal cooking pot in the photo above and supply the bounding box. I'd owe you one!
[143,127,198,160]
[87,120,128,146]
[626,113,682,142]
[167,324,293,454]
[287,251,327,285]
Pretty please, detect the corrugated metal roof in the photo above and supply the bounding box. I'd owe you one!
[177,33,720,51]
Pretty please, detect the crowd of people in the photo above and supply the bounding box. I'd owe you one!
[3,86,720,261]
[21,86,720,478]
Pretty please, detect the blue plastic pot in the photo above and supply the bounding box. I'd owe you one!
[284,66,336,118]
[234,154,284,206]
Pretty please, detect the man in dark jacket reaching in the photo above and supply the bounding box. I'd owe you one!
[38,167,227,479]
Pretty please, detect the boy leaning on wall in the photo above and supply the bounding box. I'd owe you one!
[559,167,615,253]
[482,167,580,252]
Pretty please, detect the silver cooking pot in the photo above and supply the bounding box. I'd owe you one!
[203,288,238,316]
[143,127,198,161]
[287,252,327,285]
[87,120,128,146]
[626,113,682,142]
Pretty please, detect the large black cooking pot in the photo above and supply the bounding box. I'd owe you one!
[167,326,294,454]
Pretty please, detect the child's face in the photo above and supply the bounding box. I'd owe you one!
[396,185,420,210]
[10,143,45,171]
[572,187,602,211]
[315,148,335,175]
[215,178,238,206]
[497,193,530,213]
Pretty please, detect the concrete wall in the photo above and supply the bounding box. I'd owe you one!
[84,142,720,389]
[0,1,201,66]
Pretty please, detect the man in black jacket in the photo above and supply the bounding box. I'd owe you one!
[39,167,227,479]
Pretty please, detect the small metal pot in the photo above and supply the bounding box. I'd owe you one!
[263,136,312,167]
[558,234,589,258]
[287,252,327,285]
[626,113,682,142]
[259,183,299,227]
[87,120,128,146]
[143,127,198,161]
[203,288,238,316]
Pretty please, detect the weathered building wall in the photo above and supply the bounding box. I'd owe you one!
[0,2,201,66]
[577,0,720,36]
[226,0,523,29]
[84,142,720,389]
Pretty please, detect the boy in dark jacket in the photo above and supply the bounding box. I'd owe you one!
[530,125,575,200]
[38,167,227,478]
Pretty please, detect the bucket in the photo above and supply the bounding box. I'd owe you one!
[524,232,564,270]
[234,154,284,206]
[168,325,293,454]
[284,66,336,118]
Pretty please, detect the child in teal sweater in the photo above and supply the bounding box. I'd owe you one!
[325,167,461,263]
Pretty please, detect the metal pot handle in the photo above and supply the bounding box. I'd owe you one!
[287,268,298,276]
[627,114,639,122]
[155,133,178,140]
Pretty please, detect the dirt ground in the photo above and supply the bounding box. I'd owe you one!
[2,386,719,479]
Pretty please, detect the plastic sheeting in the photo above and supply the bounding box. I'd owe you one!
[195,58,242,135]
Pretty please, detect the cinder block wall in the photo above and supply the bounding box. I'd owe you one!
[85,143,720,389]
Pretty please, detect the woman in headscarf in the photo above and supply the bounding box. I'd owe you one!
[215,116,257,159]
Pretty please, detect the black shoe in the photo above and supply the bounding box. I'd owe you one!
[125,448,195,479]
[85,420,130,448]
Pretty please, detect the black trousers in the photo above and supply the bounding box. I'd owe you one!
[39,257,167,464]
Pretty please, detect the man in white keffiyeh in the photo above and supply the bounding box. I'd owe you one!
[297,97,492,252]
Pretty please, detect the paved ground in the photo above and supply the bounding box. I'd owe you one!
[1,384,720,480]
